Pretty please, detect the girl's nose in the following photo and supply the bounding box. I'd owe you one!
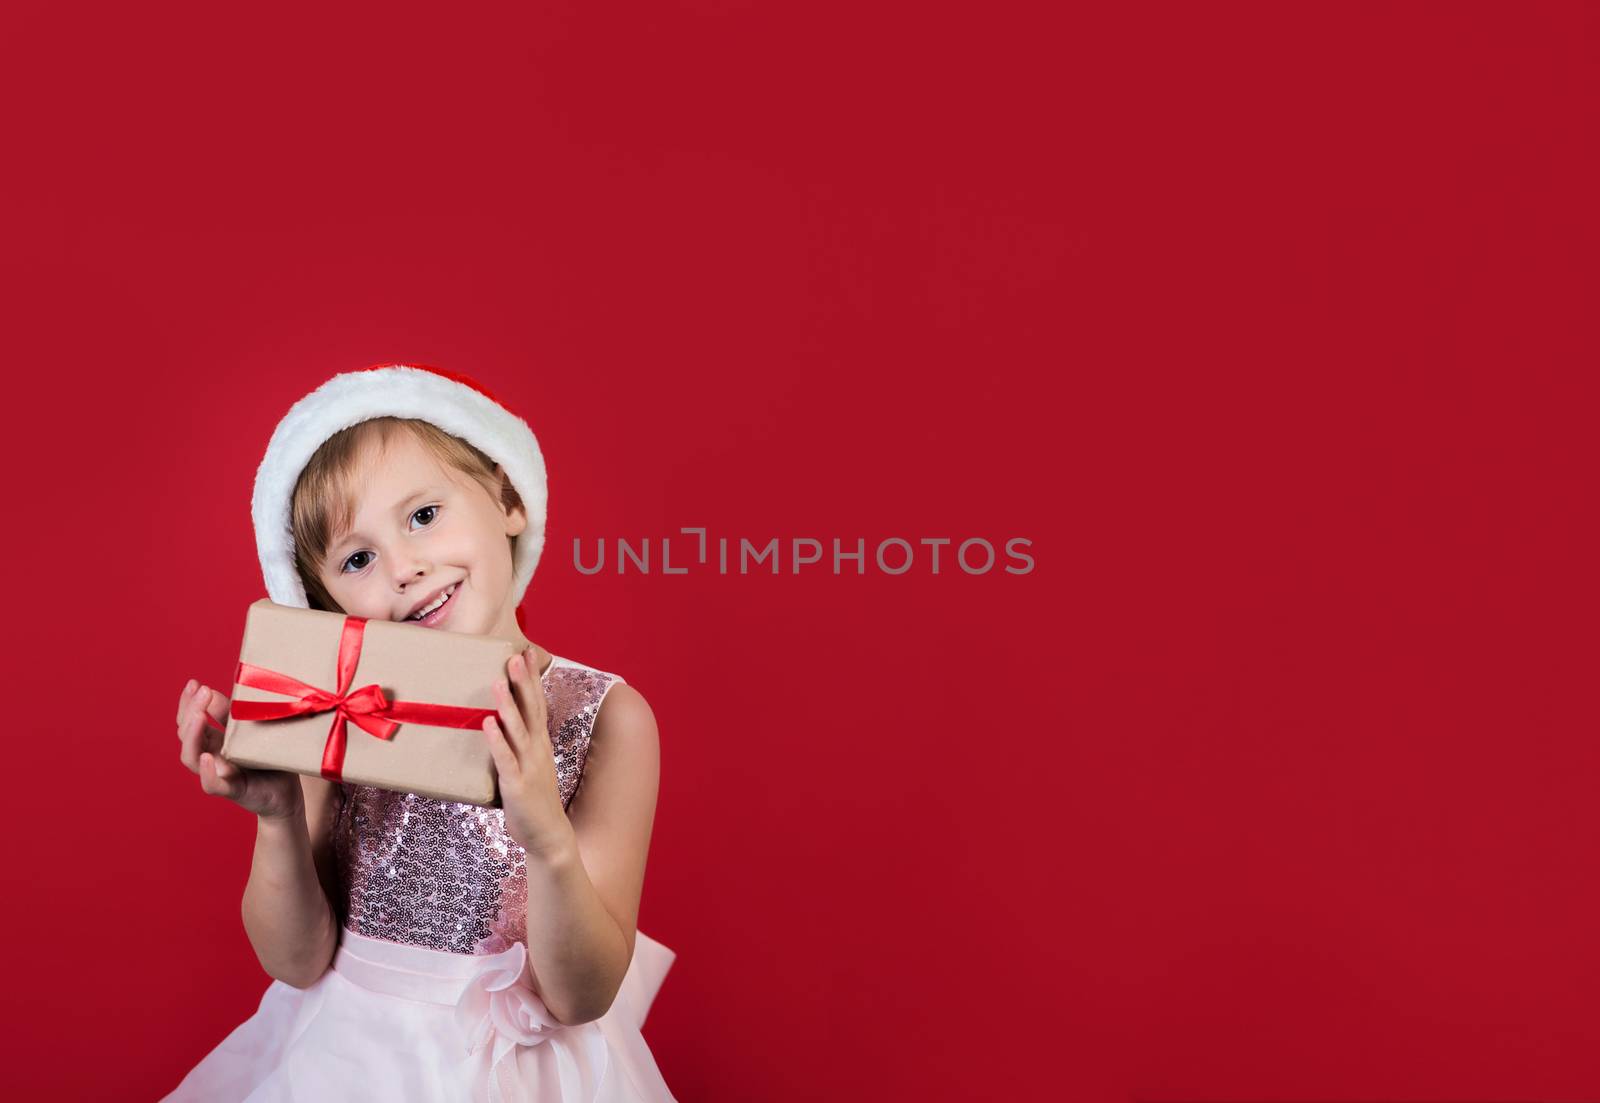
[397,565,432,589]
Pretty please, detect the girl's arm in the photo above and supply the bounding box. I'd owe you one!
[521,683,662,1026]
[241,775,342,989]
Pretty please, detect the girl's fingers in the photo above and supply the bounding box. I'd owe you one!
[178,690,207,772]
[524,649,548,726]
[521,650,552,761]
[177,680,199,742]
[509,650,548,737]
[508,651,530,704]
[493,679,527,762]
[177,678,197,726]
[179,686,227,773]
[179,681,229,731]
[193,688,218,753]
[484,716,519,781]
[199,752,232,796]
[180,682,239,796]
[200,686,230,729]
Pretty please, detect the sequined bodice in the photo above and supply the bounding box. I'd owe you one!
[330,656,626,955]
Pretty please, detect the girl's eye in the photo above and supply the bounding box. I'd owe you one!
[338,505,441,574]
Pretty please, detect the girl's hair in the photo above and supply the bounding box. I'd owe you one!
[291,417,524,613]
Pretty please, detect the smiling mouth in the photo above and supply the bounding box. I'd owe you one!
[405,582,459,626]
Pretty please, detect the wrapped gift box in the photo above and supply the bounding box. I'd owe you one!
[219,598,523,807]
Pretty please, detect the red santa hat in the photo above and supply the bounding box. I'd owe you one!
[251,363,547,631]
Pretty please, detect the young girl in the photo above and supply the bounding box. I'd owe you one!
[166,364,678,1102]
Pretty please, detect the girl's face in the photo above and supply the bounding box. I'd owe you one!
[314,429,528,639]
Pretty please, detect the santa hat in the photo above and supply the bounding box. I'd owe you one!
[251,363,547,631]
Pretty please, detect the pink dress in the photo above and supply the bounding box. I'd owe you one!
[164,656,678,1102]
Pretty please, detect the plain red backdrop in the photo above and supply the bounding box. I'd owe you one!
[2,2,1595,1100]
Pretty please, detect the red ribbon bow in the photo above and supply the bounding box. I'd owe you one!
[216,615,499,782]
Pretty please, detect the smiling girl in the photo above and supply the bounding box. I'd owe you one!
[166,364,678,1102]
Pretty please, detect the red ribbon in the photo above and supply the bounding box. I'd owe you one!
[209,615,500,782]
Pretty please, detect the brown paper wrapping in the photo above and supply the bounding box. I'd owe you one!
[219,598,523,807]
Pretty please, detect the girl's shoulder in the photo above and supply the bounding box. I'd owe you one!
[544,653,631,732]
[545,653,629,699]
[547,652,623,681]
[553,653,651,747]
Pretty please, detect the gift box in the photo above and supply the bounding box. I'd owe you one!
[219,598,524,807]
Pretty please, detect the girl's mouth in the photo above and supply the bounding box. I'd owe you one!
[405,582,459,628]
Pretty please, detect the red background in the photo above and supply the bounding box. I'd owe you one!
[2,2,1595,1100]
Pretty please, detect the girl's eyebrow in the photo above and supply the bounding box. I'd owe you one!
[329,485,448,554]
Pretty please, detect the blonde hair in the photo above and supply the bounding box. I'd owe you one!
[291,417,524,613]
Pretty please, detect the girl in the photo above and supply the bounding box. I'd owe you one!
[166,364,678,1102]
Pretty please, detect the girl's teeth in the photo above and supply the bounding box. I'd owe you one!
[410,584,455,620]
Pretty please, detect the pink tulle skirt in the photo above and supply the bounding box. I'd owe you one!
[162,925,678,1102]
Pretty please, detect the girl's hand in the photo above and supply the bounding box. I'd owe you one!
[484,647,575,859]
[176,678,305,822]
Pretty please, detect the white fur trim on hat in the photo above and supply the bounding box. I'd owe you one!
[251,365,547,610]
